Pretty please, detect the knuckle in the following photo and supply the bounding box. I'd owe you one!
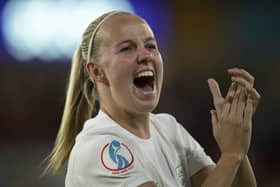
[251,76,255,82]
[216,99,223,106]
[227,116,234,124]
[235,92,241,99]
[228,117,241,125]
[245,107,250,114]
[220,115,227,122]
[226,96,233,103]
[258,94,261,100]
[233,119,240,125]
[241,69,248,75]
[236,118,242,125]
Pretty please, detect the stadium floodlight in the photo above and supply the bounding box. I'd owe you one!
[2,0,134,62]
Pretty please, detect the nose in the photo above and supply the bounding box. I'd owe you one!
[137,47,153,65]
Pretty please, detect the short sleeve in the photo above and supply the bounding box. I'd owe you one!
[152,113,215,178]
[65,135,154,187]
[178,124,215,176]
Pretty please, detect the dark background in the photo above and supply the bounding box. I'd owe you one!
[0,1,279,186]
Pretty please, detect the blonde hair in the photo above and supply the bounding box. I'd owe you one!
[45,10,131,175]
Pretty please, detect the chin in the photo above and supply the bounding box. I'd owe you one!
[134,99,159,114]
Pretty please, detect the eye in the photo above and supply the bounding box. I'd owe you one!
[146,43,157,50]
[120,46,133,52]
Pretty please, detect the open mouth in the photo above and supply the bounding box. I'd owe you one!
[133,70,154,91]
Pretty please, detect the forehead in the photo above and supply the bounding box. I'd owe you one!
[100,14,155,45]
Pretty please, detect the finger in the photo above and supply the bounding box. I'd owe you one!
[210,110,218,128]
[221,96,232,117]
[207,78,225,119]
[216,82,237,118]
[236,89,246,117]
[231,76,253,90]
[232,85,243,112]
[207,78,223,105]
[228,68,255,84]
[225,82,238,102]
[247,87,261,101]
[243,94,254,128]
[224,84,240,116]
[228,88,241,117]
[231,78,260,114]
[247,87,261,113]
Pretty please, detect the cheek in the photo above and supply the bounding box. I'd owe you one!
[105,60,133,87]
[155,53,164,77]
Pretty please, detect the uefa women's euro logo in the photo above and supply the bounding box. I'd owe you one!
[101,140,134,174]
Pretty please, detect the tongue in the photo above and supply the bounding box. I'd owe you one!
[137,84,153,92]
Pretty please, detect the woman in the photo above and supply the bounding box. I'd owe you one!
[46,11,260,187]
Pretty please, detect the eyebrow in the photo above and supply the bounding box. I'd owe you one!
[144,37,156,43]
[116,37,156,47]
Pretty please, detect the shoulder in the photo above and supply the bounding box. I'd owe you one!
[71,130,134,171]
[75,110,119,142]
[150,112,178,129]
[67,134,139,186]
[70,134,120,171]
[151,112,177,122]
[150,112,187,136]
[151,113,201,150]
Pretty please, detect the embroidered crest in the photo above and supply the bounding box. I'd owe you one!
[175,165,188,187]
[101,139,134,174]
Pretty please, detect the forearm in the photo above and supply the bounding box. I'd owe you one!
[232,156,257,187]
[201,154,242,187]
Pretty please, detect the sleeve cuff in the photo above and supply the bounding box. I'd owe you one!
[189,155,216,176]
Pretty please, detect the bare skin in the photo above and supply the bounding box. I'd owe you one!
[190,68,260,187]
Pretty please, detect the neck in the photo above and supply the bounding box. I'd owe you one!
[100,105,151,139]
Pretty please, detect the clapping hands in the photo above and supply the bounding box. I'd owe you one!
[208,68,261,158]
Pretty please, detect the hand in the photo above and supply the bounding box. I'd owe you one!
[208,68,260,120]
[207,68,260,158]
[210,86,254,158]
[228,68,260,114]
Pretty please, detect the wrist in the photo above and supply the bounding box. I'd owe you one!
[220,153,244,164]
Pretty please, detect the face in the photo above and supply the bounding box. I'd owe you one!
[93,14,163,115]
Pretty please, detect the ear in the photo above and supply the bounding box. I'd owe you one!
[86,62,109,85]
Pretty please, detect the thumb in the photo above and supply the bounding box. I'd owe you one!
[208,78,223,104]
[210,109,218,129]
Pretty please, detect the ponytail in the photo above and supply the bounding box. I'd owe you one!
[45,10,131,175]
[45,47,96,174]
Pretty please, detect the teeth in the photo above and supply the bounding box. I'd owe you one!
[135,70,154,78]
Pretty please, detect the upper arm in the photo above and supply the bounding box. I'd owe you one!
[155,114,216,186]
[66,136,155,187]
[191,165,215,187]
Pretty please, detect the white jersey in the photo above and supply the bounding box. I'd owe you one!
[65,110,215,187]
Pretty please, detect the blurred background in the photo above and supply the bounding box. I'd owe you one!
[0,0,279,186]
